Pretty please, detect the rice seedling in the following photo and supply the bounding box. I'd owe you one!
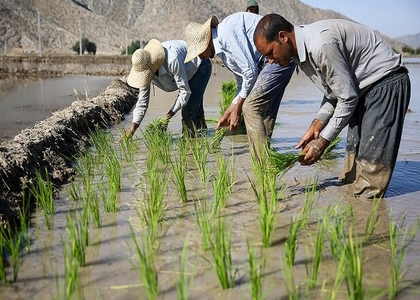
[220,80,236,116]
[171,137,188,203]
[67,182,81,201]
[28,168,55,230]
[87,183,101,228]
[103,146,121,193]
[0,233,6,283]
[65,213,86,266]
[118,125,139,163]
[280,256,299,300]
[209,127,228,151]
[176,236,194,300]
[142,117,172,164]
[194,199,213,251]
[89,126,113,163]
[364,197,382,242]
[321,136,342,160]
[285,215,304,267]
[341,227,364,300]
[62,236,81,300]
[388,213,416,299]
[325,205,348,261]
[211,154,233,215]
[210,217,236,289]
[299,175,319,231]
[305,211,326,290]
[322,250,345,300]
[0,224,23,282]
[189,136,209,182]
[19,191,32,253]
[129,225,159,299]
[247,238,266,300]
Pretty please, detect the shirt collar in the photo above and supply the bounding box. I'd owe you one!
[293,25,306,65]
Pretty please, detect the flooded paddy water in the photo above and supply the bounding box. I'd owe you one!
[0,61,419,299]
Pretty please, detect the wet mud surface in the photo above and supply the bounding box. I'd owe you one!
[0,63,419,299]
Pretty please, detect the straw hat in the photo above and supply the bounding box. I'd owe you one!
[126,39,165,89]
[184,16,219,63]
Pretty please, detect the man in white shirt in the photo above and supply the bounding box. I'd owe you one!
[184,12,295,156]
[125,39,211,137]
[254,14,411,198]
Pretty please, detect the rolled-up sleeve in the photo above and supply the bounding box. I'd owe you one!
[132,88,150,125]
[317,43,359,141]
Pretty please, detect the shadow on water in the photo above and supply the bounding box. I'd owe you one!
[386,160,420,197]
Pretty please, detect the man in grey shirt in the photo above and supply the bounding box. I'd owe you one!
[125,39,211,137]
[254,14,411,198]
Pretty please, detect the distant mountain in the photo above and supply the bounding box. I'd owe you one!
[0,0,406,55]
[395,33,420,49]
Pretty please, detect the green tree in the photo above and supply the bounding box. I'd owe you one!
[122,40,149,55]
[72,37,96,55]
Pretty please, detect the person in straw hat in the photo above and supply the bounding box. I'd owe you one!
[246,0,259,14]
[184,12,295,157]
[124,39,211,137]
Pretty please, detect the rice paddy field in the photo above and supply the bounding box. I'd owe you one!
[1,62,419,300]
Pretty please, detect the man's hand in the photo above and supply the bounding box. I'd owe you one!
[300,137,330,165]
[216,97,245,132]
[295,119,326,149]
[121,122,139,141]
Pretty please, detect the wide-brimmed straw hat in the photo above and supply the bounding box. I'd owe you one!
[184,16,219,63]
[126,39,165,89]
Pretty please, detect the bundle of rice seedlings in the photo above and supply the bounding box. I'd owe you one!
[144,117,169,135]
[267,136,341,174]
[209,128,228,151]
[321,136,341,160]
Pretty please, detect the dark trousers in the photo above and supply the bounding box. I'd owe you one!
[340,69,411,198]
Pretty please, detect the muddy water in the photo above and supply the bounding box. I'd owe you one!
[1,62,420,299]
[0,76,119,142]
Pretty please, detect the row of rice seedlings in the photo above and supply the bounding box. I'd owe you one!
[129,225,159,299]
[189,136,209,182]
[211,154,234,215]
[246,239,266,300]
[300,176,318,225]
[194,199,213,251]
[220,80,236,117]
[210,217,237,289]
[28,168,55,230]
[388,213,416,299]
[142,117,172,164]
[171,137,188,203]
[176,236,194,300]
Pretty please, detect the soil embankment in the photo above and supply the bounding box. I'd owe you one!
[0,55,131,79]
[0,77,138,224]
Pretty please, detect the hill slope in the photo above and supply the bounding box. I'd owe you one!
[395,33,420,49]
[0,0,405,55]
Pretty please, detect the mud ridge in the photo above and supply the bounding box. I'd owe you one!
[0,78,138,225]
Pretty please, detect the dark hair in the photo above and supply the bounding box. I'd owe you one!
[254,13,294,43]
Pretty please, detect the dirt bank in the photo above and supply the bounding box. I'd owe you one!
[0,78,138,225]
[0,55,131,79]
